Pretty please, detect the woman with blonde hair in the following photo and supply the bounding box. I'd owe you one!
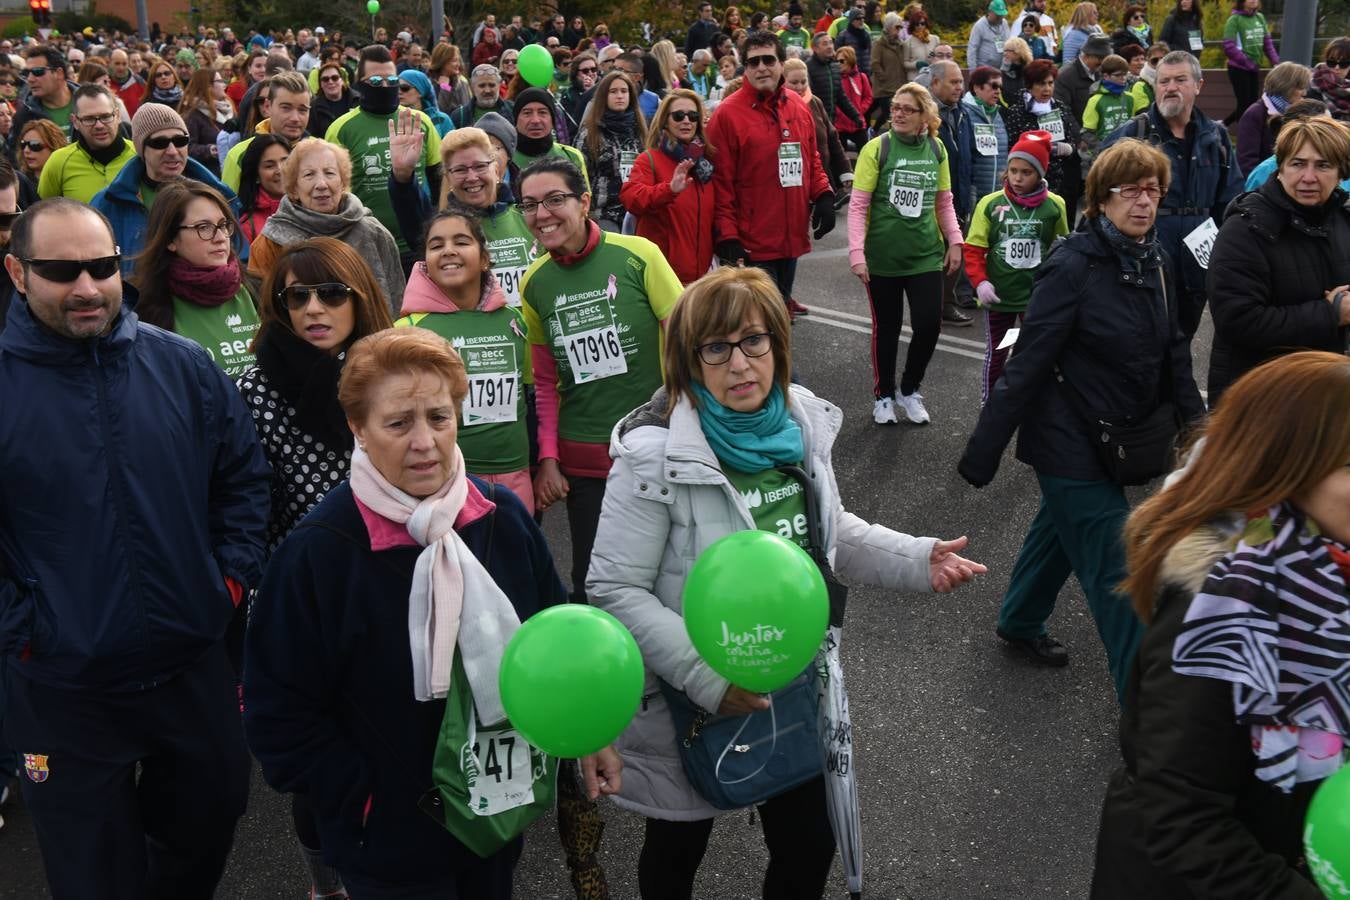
[850,83,962,426]
[1062,2,1103,65]
[650,40,681,92]
[782,57,852,192]
[1091,350,1350,898]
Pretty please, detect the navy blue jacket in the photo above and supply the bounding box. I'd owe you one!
[0,298,270,691]
[243,479,565,883]
[1102,105,1245,297]
[959,219,1206,485]
[937,98,975,220]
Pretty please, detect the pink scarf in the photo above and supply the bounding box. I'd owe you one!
[349,444,520,718]
[399,264,508,315]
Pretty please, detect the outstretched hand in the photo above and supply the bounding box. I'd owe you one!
[929,535,987,592]
[387,106,424,183]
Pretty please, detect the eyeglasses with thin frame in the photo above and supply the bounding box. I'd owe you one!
[745,54,778,69]
[448,160,495,179]
[892,104,922,115]
[22,253,121,282]
[278,282,354,310]
[696,332,773,366]
[179,219,235,241]
[517,191,580,216]
[75,112,117,127]
[1110,184,1164,201]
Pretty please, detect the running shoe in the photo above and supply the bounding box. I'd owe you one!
[896,391,930,424]
[872,397,898,424]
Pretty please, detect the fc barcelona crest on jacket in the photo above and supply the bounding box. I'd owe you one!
[24,753,49,783]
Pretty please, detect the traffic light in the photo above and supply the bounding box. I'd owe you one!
[28,0,51,28]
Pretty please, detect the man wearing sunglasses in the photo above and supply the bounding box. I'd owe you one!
[10,46,76,153]
[705,32,834,315]
[36,84,135,203]
[92,103,242,278]
[0,197,271,899]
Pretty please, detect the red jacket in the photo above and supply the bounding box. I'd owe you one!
[834,70,872,134]
[113,75,145,117]
[705,81,831,262]
[620,146,714,285]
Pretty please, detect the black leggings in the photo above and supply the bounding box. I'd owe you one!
[565,474,607,604]
[636,776,837,900]
[1226,65,1261,125]
[865,269,944,398]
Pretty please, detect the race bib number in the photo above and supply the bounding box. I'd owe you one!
[556,298,628,384]
[778,142,803,187]
[888,169,925,218]
[460,342,521,425]
[1038,110,1065,141]
[1003,237,1041,269]
[1182,218,1219,269]
[1188,31,1204,51]
[493,265,528,308]
[973,123,997,156]
[466,723,536,816]
[619,150,638,183]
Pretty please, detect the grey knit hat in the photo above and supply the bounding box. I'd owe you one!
[475,111,517,158]
[1082,35,1113,59]
[131,103,188,156]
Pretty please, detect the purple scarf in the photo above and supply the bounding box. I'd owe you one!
[167,256,243,306]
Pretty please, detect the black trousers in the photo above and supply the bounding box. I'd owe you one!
[565,474,608,603]
[636,776,837,900]
[750,257,799,307]
[341,838,521,900]
[2,646,249,900]
[864,269,944,397]
[1226,65,1261,125]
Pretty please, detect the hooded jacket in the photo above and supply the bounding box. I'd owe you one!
[0,298,270,691]
[587,385,936,820]
[1205,180,1350,406]
[705,80,832,261]
[397,69,455,137]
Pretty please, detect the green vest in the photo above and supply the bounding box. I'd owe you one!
[172,287,260,378]
[724,467,813,553]
[483,206,539,309]
[864,133,945,278]
[397,306,530,473]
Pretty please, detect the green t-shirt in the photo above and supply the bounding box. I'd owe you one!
[1224,11,1269,63]
[512,143,590,191]
[483,206,540,309]
[519,232,681,444]
[777,27,810,49]
[172,287,260,378]
[965,189,1069,311]
[396,306,530,473]
[1082,87,1133,137]
[139,181,160,212]
[326,106,440,252]
[45,99,73,139]
[853,131,950,277]
[724,466,813,553]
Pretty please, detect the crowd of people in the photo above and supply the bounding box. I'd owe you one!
[0,2,1346,899]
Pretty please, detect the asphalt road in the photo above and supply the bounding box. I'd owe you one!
[0,216,1215,900]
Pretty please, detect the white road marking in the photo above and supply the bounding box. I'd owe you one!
[797,314,988,362]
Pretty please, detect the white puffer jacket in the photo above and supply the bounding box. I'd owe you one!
[588,385,937,821]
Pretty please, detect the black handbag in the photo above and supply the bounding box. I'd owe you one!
[1053,273,1181,486]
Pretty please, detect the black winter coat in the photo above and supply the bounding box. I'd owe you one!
[1206,179,1350,406]
[807,55,863,128]
[1002,97,1081,195]
[959,219,1205,485]
[1090,520,1325,900]
[837,22,873,75]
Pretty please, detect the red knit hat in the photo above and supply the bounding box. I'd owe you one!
[1007,129,1051,179]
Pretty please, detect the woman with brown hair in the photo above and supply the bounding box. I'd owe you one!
[1091,350,1350,899]
[146,58,183,109]
[15,118,65,182]
[179,67,234,175]
[577,70,649,231]
[131,180,259,378]
[429,42,471,116]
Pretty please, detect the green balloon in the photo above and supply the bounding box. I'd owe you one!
[1306,763,1350,897]
[499,605,643,758]
[682,530,828,693]
[366,0,379,14]
[517,43,554,87]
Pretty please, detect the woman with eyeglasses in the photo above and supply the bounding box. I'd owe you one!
[959,140,1206,701]
[131,180,260,378]
[248,138,404,317]
[517,156,682,605]
[577,71,649,233]
[1309,37,1350,122]
[308,62,355,142]
[621,90,715,285]
[146,59,183,110]
[587,265,984,900]
[15,119,64,183]
[179,67,235,176]
[236,132,291,244]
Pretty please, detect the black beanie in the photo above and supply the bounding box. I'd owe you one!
[513,88,556,126]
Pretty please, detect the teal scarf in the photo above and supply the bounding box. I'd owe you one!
[692,382,804,473]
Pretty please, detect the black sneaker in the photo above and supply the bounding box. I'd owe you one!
[955,295,980,310]
[942,305,974,327]
[996,628,1069,667]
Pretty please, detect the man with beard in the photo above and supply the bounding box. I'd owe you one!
[37,85,135,202]
[1102,50,1243,339]
[448,64,514,128]
[0,198,269,899]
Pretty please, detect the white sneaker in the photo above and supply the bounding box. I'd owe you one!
[872,396,898,424]
[896,391,931,424]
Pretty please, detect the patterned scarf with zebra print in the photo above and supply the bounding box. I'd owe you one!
[1172,503,1350,793]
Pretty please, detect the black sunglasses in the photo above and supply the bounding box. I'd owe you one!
[22,253,121,282]
[278,282,354,310]
[0,211,20,228]
[668,110,698,122]
[19,139,45,152]
[143,133,189,150]
[745,54,778,68]
[1328,58,1350,69]
[25,67,49,78]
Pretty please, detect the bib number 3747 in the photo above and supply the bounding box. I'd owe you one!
[778,142,803,187]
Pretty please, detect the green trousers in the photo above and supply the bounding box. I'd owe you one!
[997,473,1144,702]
